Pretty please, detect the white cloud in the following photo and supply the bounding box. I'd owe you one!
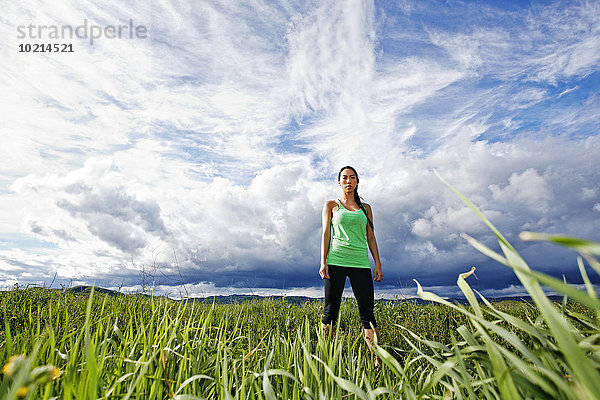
[527,3,600,83]
[508,88,548,110]
[286,0,376,116]
[428,28,510,71]
[489,168,553,212]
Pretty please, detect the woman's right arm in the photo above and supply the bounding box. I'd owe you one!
[319,201,334,279]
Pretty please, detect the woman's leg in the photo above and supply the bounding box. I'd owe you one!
[348,267,377,330]
[348,267,380,364]
[364,326,381,367]
[321,265,346,337]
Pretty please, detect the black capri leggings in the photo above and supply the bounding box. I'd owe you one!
[322,265,377,329]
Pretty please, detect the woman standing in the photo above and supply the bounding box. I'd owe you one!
[319,166,383,348]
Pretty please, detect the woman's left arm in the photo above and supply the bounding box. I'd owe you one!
[364,204,383,282]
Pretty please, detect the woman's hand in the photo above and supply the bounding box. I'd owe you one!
[319,263,330,279]
[374,263,383,282]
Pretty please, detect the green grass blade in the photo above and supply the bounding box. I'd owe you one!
[519,232,600,256]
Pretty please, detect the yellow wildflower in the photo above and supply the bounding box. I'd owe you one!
[31,365,62,384]
[2,355,27,377]
[17,385,29,398]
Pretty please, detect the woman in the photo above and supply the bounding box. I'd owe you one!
[319,165,383,349]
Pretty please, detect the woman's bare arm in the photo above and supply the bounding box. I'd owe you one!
[364,203,383,281]
[320,200,335,279]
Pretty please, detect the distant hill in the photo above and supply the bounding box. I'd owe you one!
[67,285,124,296]
[189,294,320,304]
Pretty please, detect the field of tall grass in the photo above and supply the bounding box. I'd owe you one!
[1,286,553,399]
[2,179,599,399]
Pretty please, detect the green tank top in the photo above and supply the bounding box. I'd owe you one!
[326,199,370,268]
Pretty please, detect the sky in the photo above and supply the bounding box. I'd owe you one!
[1,0,599,299]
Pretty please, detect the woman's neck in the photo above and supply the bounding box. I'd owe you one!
[340,192,356,203]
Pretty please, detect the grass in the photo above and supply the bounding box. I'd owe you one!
[1,177,599,399]
[0,288,592,399]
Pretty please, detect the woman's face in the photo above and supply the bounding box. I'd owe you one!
[338,168,358,194]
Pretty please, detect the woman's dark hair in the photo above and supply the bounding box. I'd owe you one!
[337,165,374,231]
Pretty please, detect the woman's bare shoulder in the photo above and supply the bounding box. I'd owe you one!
[323,200,337,212]
[323,199,338,210]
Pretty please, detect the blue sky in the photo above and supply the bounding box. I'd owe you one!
[1,0,599,298]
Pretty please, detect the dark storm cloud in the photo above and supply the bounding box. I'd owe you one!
[55,186,168,252]
[57,187,167,235]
